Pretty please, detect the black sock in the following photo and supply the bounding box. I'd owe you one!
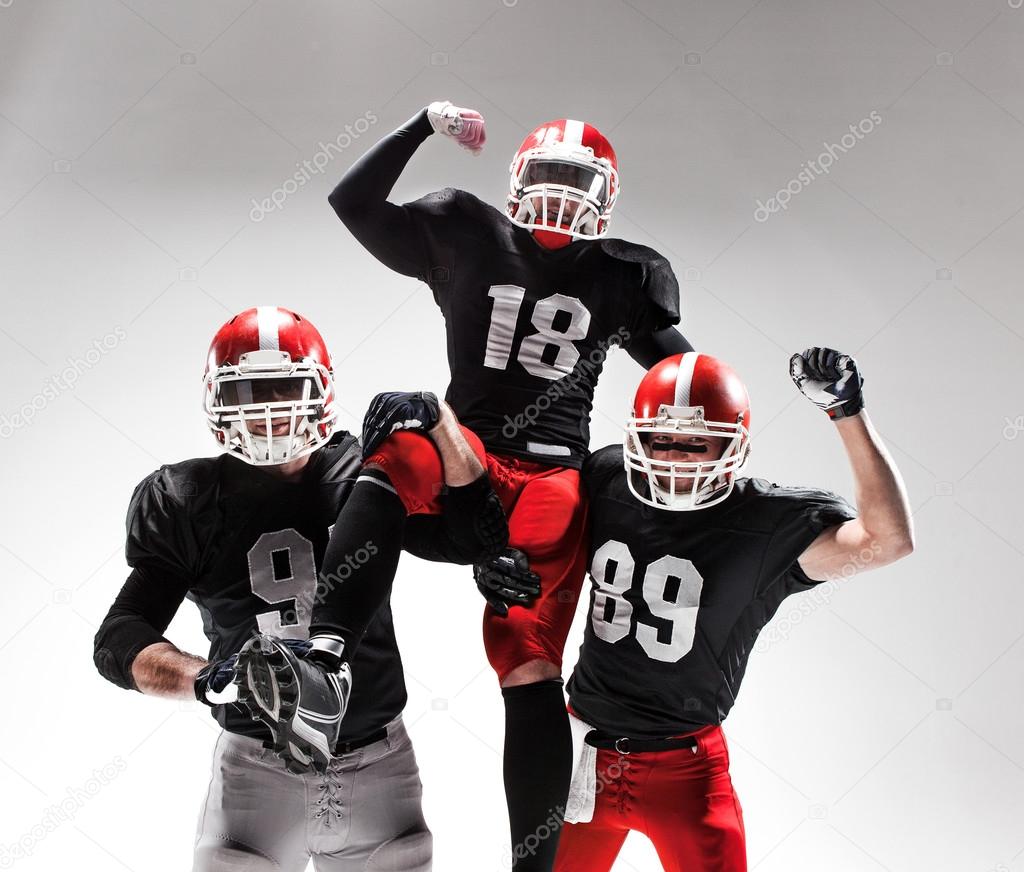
[501,680,573,872]
[309,468,406,654]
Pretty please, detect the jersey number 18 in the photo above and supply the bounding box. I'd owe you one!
[484,285,591,380]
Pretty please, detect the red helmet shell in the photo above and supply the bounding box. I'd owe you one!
[512,119,618,182]
[633,353,751,432]
[202,307,337,462]
[205,307,332,375]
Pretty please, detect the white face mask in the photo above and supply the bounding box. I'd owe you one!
[203,350,337,467]
[623,405,750,511]
[507,143,618,241]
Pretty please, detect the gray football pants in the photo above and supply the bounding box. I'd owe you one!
[194,716,432,871]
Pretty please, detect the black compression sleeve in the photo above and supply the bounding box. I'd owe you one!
[626,326,695,369]
[327,108,434,277]
[93,567,190,691]
[310,469,407,654]
[403,473,509,564]
[502,680,573,871]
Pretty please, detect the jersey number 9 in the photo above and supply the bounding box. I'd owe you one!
[247,529,317,639]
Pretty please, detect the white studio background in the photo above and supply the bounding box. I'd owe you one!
[1,1,1023,870]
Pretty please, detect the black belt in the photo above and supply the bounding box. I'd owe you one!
[584,729,697,755]
[333,727,388,756]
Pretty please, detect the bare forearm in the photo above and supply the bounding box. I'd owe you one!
[835,411,913,550]
[428,403,485,486]
[131,641,206,700]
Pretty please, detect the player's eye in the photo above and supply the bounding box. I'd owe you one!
[649,437,708,453]
[219,378,314,405]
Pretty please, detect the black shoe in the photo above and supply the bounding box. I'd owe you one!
[235,633,351,773]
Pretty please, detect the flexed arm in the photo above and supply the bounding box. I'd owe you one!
[791,348,914,581]
[93,567,204,699]
[327,102,486,277]
[94,568,254,705]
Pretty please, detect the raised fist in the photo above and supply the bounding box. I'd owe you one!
[426,100,486,153]
[790,347,865,419]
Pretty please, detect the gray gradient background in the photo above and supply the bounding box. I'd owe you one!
[1,1,1022,870]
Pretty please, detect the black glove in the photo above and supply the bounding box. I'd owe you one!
[789,347,865,419]
[194,655,238,706]
[195,639,312,706]
[360,391,441,460]
[473,548,541,617]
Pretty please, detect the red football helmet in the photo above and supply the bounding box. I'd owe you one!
[202,307,338,466]
[624,353,751,511]
[506,119,619,249]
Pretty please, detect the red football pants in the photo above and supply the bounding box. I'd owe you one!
[365,427,589,682]
[554,726,747,872]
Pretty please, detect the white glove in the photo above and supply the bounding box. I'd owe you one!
[426,100,486,154]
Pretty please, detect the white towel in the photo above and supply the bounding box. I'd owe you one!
[564,712,598,824]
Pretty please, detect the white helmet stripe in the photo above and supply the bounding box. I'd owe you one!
[673,353,700,407]
[256,306,280,351]
[563,119,584,146]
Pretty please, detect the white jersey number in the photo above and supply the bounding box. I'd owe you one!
[483,285,591,380]
[247,529,317,639]
[589,539,704,663]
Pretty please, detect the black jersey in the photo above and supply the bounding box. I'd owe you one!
[125,433,406,742]
[567,445,856,738]
[329,109,681,469]
[405,190,680,466]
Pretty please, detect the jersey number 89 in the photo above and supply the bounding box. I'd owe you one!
[590,539,703,663]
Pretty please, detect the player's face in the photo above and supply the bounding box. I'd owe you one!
[523,160,606,225]
[643,433,729,490]
[525,160,607,197]
[222,377,314,436]
[547,198,580,224]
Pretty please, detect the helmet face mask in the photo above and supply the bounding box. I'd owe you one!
[522,159,609,202]
[202,312,338,467]
[624,405,749,511]
[623,353,753,512]
[507,122,619,244]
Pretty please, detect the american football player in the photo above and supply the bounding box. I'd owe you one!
[287,101,697,872]
[549,348,913,872]
[93,306,511,871]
